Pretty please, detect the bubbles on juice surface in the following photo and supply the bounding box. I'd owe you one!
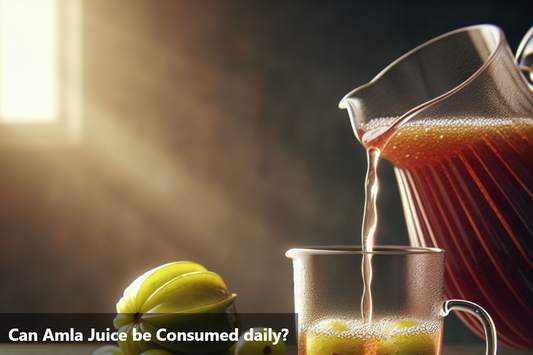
[378,117,533,169]
[301,318,442,355]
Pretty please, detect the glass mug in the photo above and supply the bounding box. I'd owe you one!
[286,246,497,355]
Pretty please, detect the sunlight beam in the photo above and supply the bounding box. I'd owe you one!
[0,0,58,123]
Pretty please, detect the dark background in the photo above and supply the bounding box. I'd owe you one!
[0,0,531,347]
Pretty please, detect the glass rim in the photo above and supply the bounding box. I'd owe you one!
[285,245,445,258]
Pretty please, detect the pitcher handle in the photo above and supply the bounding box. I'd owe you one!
[516,26,533,86]
[442,300,497,355]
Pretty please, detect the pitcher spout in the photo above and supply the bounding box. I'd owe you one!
[339,25,521,150]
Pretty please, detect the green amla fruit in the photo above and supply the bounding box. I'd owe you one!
[377,319,438,355]
[305,319,378,355]
[235,328,287,355]
[114,261,239,355]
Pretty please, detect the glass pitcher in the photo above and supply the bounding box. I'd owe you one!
[339,25,533,349]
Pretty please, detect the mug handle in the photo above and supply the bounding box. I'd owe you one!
[442,300,497,355]
[516,25,533,86]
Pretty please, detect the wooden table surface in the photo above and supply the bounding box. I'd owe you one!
[1,344,532,355]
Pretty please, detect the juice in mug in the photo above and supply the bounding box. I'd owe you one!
[300,317,442,355]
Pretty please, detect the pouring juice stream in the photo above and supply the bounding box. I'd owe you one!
[359,117,400,325]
